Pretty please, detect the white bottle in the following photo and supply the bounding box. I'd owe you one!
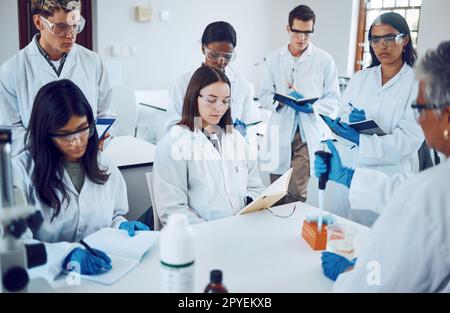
[160,213,195,293]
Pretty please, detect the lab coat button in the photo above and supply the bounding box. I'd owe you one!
[78,225,87,233]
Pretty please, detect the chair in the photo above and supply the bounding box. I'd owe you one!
[145,172,162,231]
[134,90,169,144]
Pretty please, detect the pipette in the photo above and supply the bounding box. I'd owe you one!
[314,143,332,232]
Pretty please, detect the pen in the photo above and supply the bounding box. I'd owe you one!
[80,239,101,258]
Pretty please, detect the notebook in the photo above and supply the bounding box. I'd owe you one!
[78,228,159,285]
[239,168,293,215]
[348,120,386,136]
[273,93,319,106]
[319,114,386,136]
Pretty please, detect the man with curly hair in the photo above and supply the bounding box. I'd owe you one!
[0,0,117,155]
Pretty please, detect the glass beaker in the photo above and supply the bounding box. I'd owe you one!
[326,223,358,260]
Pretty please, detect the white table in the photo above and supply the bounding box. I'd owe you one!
[104,136,156,221]
[104,136,155,169]
[52,202,370,293]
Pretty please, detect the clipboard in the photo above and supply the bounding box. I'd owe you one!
[239,168,293,215]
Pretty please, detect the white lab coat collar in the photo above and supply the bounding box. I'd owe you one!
[27,34,78,76]
[375,62,412,91]
[279,42,316,59]
[224,66,237,82]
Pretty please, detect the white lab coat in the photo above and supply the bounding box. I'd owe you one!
[12,152,128,281]
[329,63,424,225]
[339,63,424,175]
[349,168,411,214]
[258,43,341,175]
[333,159,450,292]
[153,125,265,225]
[165,66,257,132]
[0,36,117,156]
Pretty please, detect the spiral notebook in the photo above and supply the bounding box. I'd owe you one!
[77,228,159,285]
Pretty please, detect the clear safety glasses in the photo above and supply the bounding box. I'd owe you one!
[411,102,446,121]
[289,26,314,39]
[199,94,232,110]
[50,124,95,146]
[203,46,236,63]
[369,33,405,47]
[40,15,86,37]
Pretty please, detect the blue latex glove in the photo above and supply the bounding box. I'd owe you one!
[314,140,355,188]
[285,90,314,114]
[349,108,366,123]
[321,252,357,281]
[234,119,248,137]
[62,247,112,275]
[322,116,360,145]
[119,221,150,237]
[305,214,336,226]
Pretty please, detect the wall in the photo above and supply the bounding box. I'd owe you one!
[95,0,358,135]
[0,0,360,135]
[95,0,274,135]
[417,0,450,56]
[0,0,19,64]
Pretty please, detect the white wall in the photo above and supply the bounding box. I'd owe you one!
[417,0,450,56]
[0,0,19,64]
[95,0,359,135]
[0,0,360,135]
[289,0,358,77]
[95,0,277,135]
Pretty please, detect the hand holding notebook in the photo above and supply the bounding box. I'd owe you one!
[71,228,159,285]
[239,168,293,215]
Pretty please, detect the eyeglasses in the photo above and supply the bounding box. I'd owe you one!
[40,15,86,37]
[203,46,236,63]
[199,94,232,109]
[369,33,405,47]
[289,26,314,38]
[50,124,94,145]
[411,102,445,121]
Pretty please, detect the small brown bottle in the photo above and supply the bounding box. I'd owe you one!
[204,270,228,293]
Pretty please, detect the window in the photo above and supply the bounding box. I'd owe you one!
[354,0,422,71]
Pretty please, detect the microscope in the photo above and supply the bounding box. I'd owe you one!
[0,129,49,293]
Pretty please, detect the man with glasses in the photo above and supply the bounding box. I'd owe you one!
[0,0,117,156]
[259,5,341,204]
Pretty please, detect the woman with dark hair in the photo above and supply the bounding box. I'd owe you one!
[317,41,450,291]
[153,66,264,225]
[13,80,149,279]
[322,12,424,226]
[165,21,258,136]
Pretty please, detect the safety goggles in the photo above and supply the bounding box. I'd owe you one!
[203,46,236,63]
[411,102,446,121]
[369,33,405,47]
[289,26,314,38]
[50,124,94,145]
[199,94,232,110]
[40,15,86,37]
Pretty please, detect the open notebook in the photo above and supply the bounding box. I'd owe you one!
[78,228,159,285]
[239,168,293,215]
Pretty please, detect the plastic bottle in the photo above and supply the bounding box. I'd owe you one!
[204,270,228,293]
[160,214,195,293]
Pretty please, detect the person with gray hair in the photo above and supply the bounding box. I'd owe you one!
[0,0,117,156]
[313,41,450,292]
